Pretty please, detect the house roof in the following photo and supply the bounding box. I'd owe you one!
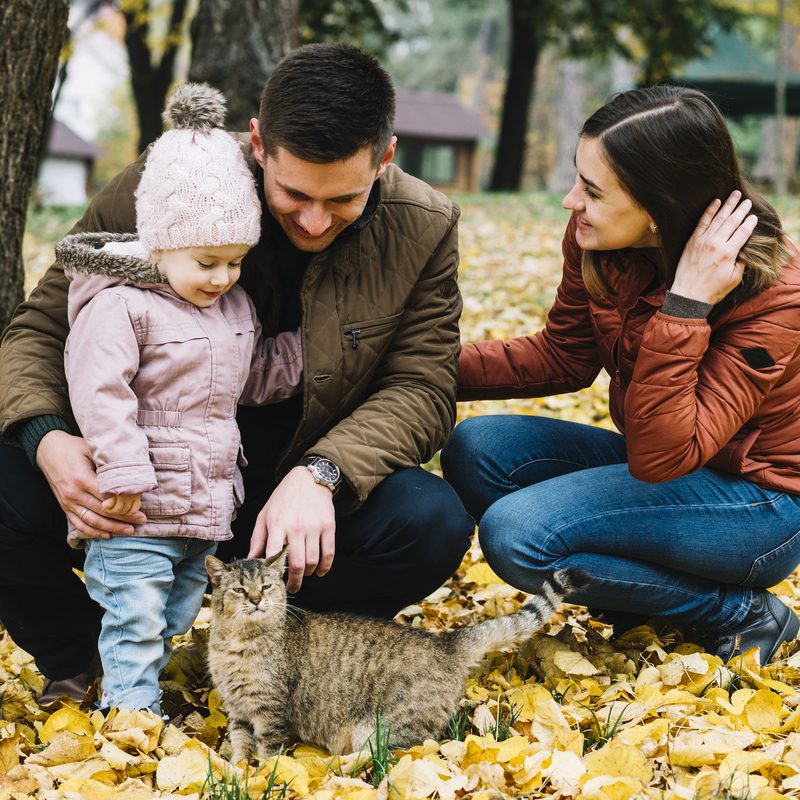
[676,28,800,115]
[47,120,100,159]
[395,90,486,142]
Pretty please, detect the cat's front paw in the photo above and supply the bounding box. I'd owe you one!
[256,739,288,760]
[228,718,256,765]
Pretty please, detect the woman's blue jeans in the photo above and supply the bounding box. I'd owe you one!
[441,415,800,633]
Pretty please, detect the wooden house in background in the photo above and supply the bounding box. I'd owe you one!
[393,90,486,193]
[676,29,800,116]
[39,121,100,206]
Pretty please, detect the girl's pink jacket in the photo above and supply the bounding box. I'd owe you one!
[60,233,302,543]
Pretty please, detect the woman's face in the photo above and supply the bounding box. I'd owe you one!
[562,137,658,251]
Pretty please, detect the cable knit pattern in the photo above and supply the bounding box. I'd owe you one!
[135,84,261,253]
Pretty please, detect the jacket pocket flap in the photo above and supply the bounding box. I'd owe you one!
[141,325,206,345]
[343,310,404,333]
[149,443,190,469]
[228,315,257,335]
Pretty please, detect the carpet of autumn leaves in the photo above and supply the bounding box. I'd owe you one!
[3,193,800,800]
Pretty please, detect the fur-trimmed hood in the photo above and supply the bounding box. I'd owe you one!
[59,231,169,327]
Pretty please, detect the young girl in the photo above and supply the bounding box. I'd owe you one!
[59,84,303,715]
[443,86,800,665]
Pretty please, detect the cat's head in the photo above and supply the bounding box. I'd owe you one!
[206,549,288,630]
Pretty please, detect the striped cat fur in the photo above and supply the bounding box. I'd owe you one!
[206,550,589,761]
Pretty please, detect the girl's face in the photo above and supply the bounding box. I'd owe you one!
[562,137,658,252]
[153,244,250,307]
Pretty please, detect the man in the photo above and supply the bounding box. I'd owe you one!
[0,43,472,701]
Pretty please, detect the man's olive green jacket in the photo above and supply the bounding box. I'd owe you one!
[0,155,462,514]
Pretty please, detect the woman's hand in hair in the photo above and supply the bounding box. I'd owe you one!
[671,190,759,305]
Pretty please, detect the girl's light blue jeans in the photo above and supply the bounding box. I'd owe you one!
[84,536,217,714]
[441,415,800,633]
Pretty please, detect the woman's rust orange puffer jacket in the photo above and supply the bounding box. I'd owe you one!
[458,213,800,495]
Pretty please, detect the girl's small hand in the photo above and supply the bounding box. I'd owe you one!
[102,493,142,517]
[671,190,759,305]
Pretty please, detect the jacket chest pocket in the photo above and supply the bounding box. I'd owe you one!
[140,443,192,517]
[342,311,404,353]
[141,323,208,346]
[139,325,210,381]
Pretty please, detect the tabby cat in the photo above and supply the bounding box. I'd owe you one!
[206,551,588,761]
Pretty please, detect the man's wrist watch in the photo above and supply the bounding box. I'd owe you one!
[298,456,342,494]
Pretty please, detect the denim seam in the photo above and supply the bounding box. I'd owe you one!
[742,525,800,585]
[95,544,129,694]
[547,555,708,601]
[547,554,751,626]
[508,458,593,483]
[541,497,784,604]
[547,496,783,539]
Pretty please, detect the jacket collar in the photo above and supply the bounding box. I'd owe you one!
[57,232,168,286]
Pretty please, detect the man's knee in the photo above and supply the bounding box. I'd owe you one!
[362,468,473,567]
[0,440,63,539]
[407,473,473,565]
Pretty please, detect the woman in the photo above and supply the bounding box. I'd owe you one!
[442,86,800,665]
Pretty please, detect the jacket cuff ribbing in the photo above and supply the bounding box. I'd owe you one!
[16,415,75,469]
[662,291,714,319]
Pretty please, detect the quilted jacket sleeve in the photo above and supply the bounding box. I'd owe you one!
[309,207,462,511]
[0,155,144,443]
[457,214,602,400]
[239,325,304,406]
[65,291,157,495]
[625,280,800,482]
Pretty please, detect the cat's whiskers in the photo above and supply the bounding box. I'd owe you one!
[284,604,305,623]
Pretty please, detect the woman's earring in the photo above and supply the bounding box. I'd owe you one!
[649,222,658,234]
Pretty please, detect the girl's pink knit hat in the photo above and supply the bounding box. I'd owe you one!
[135,84,261,253]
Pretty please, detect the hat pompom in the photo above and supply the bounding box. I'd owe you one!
[163,83,227,133]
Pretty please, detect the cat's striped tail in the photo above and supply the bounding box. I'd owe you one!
[451,568,590,665]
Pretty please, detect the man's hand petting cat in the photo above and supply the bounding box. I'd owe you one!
[248,466,336,593]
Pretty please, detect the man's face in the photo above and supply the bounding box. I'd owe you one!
[250,120,396,253]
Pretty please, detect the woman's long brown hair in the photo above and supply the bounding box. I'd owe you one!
[579,86,789,303]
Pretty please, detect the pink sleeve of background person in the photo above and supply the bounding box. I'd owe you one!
[238,293,303,406]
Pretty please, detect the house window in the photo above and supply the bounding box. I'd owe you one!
[395,142,456,185]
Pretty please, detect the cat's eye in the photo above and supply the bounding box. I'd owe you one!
[261,583,272,591]
[232,587,247,594]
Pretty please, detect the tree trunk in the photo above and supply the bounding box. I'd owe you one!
[188,0,298,133]
[754,22,799,189]
[547,59,587,194]
[753,117,798,186]
[489,0,542,192]
[123,0,190,154]
[0,0,69,332]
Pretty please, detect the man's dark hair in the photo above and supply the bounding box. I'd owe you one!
[258,43,396,166]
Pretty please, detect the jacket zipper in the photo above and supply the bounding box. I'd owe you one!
[611,308,630,388]
[343,319,398,350]
[614,294,663,388]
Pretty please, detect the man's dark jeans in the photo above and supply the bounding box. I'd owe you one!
[0,439,472,680]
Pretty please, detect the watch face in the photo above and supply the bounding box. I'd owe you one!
[314,459,341,485]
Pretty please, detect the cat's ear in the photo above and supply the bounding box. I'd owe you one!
[206,555,227,586]
[264,545,288,573]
